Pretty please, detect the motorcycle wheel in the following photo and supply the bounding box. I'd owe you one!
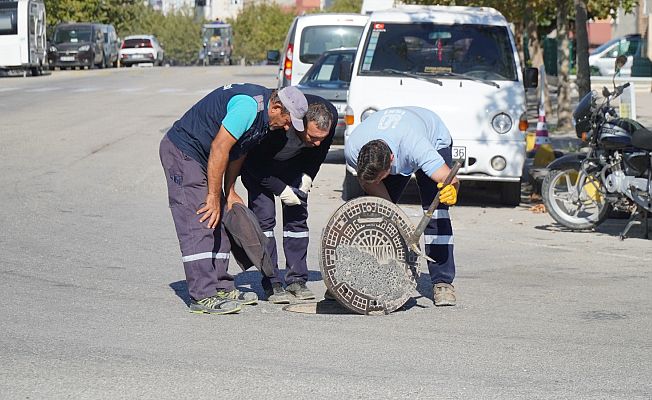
[542,167,611,230]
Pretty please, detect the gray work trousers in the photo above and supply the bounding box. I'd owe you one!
[159,134,233,301]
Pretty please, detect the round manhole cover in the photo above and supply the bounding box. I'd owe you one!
[319,197,419,315]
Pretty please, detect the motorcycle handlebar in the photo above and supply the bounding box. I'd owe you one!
[615,82,631,96]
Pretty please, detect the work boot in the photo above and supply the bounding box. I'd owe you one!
[189,296,242,315]
[265,283,293,304]
[433,283,456,306]
[286,281,315,300]
[216,289,258,306]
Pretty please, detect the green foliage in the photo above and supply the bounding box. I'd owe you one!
[409,0,637,27]
[231,3,295,64]
[125,6,202,65]
[327,0,363,13]
[45,0,202,65]
[588,0,637,19]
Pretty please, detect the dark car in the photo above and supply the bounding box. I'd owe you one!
[296,47,356,144]
[100,24,119,68]
[48,23,105,70]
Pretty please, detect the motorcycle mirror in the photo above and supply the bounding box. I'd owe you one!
[602,86,610,97]
[614,55,627,73]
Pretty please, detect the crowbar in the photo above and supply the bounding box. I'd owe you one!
[406,160,463,262]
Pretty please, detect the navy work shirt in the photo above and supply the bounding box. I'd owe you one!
[166,83,272,167]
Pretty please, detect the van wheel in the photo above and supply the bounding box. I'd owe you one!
[500,181,522,206]
[343,170,364,201]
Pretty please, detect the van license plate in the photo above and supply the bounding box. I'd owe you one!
[452,146,466,161]
[60,56,75,62]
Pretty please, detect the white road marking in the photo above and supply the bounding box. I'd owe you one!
[115,87,144,93]
[25,87,61,92]
[158,88,182,93]
[72,87,100,93]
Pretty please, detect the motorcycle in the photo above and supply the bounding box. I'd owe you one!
[541,56,652,239]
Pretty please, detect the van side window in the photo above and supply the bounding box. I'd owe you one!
[0,2,18,35]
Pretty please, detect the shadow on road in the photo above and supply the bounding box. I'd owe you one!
[324,147,345,165]
[535,218,651,240]
[169,269,324,306]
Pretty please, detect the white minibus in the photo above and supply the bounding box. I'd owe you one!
[344,5,538,205]
[0,0,46,76]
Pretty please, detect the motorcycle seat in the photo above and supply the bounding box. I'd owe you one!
[632,127,652,151]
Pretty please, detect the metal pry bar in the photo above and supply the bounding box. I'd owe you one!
[407,160,463,261]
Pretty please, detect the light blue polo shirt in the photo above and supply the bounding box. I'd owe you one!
[222,95,258,140]
[345,106,452,177]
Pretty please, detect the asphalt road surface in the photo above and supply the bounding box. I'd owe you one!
[1,66,651,399]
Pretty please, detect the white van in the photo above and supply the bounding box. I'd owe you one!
[277,13,368,87]
[0,0,47,76]
[343,5,538,204]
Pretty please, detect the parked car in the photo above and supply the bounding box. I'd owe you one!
[297,48,356,144]
[119,35,164,67]
[277,13,368,87]
[48,22,105,70]
[589,34,652,77]
[100,24,119,68]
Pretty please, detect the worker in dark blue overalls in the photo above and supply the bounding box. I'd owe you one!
[160,84,307,314]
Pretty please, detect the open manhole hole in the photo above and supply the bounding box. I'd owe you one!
[282,301,355,315]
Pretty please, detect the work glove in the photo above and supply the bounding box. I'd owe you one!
[299,173,313,194]
[280,186,305,206]
[437,183,458,206]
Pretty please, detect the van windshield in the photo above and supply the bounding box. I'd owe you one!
[203,27,231,41]
[54,27,92,44]
[359,23,518,81]
[300,25,363,64]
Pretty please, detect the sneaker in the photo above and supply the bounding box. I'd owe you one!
[189,296,242,315]
[286,282,315,301]
[433,283,456,306]
[216,289,258,306]
[323,289,336,301]
[264,283,293,304]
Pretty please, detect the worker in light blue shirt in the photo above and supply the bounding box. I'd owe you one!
[344,106,460,306]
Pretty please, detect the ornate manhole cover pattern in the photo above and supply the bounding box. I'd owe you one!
[319,197,419,315]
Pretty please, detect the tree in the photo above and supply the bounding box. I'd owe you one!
[327,0,362,13]
[45,0,202,65]
[556,0,573,130]
[574,0,590,99]
[125,6,201,65]
[46,0,143,35]
[231,4,295,64]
